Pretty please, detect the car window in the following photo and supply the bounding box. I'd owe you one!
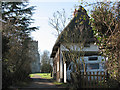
[87,63,99,69]
[88,57,98,61]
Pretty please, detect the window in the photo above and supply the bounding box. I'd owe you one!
[88,57,98,61]
[84,43,90,47]
[87,63,99,69]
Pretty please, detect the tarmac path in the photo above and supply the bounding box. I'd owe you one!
[10,75,60,90]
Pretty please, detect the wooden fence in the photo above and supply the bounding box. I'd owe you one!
[80,71,107,88]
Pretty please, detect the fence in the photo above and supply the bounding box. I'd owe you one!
[80,71,107,88]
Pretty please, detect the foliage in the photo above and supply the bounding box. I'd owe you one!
[41,63,52,73]
[2,2,38,89]
[2,35,12,88]
[49,4,94,89]
[49,6,93,73]
[61,6,93,74]
[90,1,120,87]
[65,1,120,88]
[40,50,53,73]
[49,0,120,88]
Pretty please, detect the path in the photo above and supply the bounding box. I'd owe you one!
[10,75,61,90]
[26,75,57,88]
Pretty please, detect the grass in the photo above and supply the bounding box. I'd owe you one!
[53,81,63,85]
[29,73,53,79]
[53,81,69,88]
[29,74,34,77]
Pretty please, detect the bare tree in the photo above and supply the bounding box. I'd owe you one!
[49,9,67,36]
[40,50,52,73]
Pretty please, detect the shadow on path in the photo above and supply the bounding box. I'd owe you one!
[10,75,61,90]
[27,75,57,88]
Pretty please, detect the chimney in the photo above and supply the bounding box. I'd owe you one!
[73,9,78,16]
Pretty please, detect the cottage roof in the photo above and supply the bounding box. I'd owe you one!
[50,6,95,58]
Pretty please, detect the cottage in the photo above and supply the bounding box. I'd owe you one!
[50,6,105,83]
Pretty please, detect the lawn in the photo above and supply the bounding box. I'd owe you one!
[29,73,53,79]
[53,81,63,85]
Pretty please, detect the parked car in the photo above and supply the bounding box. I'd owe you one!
[66,55,106,81]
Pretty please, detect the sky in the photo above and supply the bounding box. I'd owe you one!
[28,0,118,54]
[29,0,81,54]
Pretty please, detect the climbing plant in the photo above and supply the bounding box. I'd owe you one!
[90,1,120,87]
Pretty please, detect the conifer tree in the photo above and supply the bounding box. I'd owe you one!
[2,2,38,89]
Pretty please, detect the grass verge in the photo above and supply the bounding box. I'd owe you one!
[29,73,53,79]
[53,81,69,88]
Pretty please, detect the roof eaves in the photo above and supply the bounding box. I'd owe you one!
[50,16,76,58]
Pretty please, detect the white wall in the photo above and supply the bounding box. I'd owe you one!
[60,43,99,52]
[60,47,63,79]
